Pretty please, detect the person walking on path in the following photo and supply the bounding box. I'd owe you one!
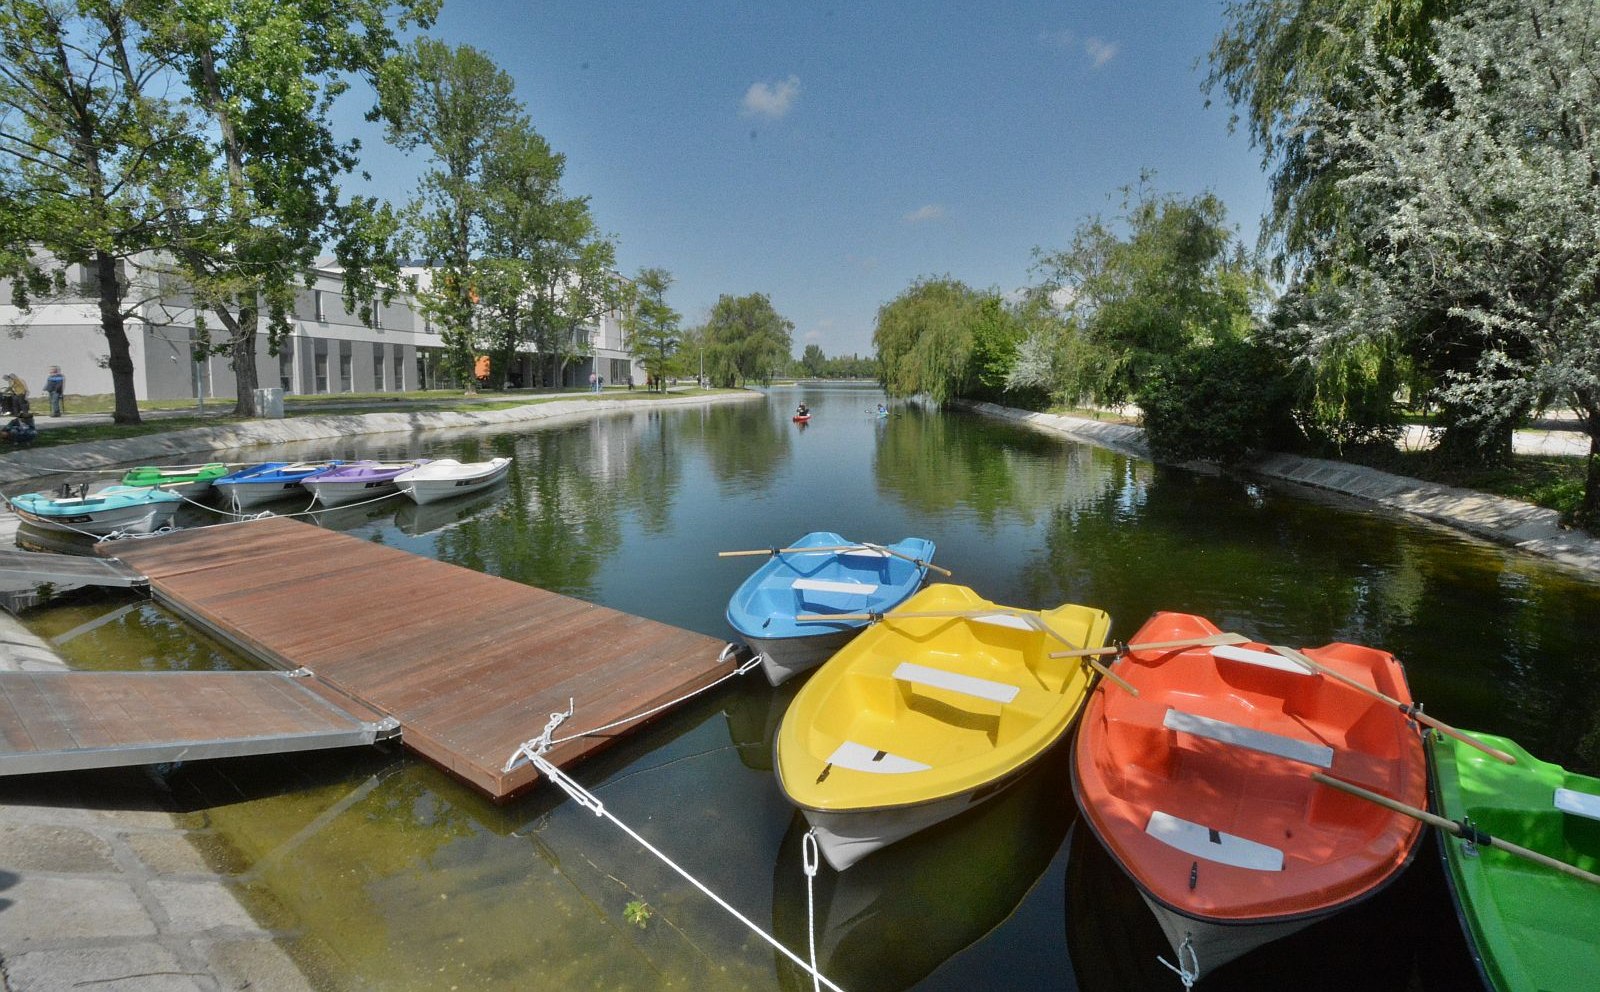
[44,366,64,416]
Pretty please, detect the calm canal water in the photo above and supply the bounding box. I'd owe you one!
[11,384,1600,990]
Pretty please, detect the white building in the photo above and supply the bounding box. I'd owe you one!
[1,255,640,403]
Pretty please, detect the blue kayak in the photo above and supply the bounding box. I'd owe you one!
[214,461,343,509]
[726,531,937,685]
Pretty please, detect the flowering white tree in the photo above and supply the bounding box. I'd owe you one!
[1301,0,1600,524]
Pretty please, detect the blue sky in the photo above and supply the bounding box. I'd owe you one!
[351,1,1270,358]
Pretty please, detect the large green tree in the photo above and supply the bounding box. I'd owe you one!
[0,1,189,423]
[1300,0,1600,525]
[145,0,430,416]
[1206,0,1458,276]
[623,267,680,390]
[873,277,1018,403]
[386,39,520,392]
[1027,184,1268,408]
[702,292,793,388]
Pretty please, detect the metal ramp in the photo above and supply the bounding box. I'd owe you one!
[0,670,399,775]
[0,548,147,613]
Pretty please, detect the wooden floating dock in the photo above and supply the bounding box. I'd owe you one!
[98,517,739,798]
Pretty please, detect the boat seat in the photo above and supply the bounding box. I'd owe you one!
[893,661,1020,704]
[1211,644,1314,675]
[1555,788,1600,822]
[1164,708,1334,768]
[825,740,930,774]
[1146,810,1284,871]
[965,612,1035,631]
[791,578,879,596]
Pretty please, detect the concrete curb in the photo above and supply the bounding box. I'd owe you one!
[956,400,1600,578]
[0,391,763,486]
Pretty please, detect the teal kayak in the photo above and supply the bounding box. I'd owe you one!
[1430,731,1600,992]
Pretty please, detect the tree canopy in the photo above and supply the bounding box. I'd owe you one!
[701,292,793,388]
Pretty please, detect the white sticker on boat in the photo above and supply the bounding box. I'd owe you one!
[1145,810,1284,871]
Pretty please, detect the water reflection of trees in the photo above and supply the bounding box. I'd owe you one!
[1026,464,1600,771]
[675,401,791,495]
[432,419,680,599]
[873,409,1125,528]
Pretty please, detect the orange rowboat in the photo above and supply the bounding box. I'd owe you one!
[1071,612,1427,985]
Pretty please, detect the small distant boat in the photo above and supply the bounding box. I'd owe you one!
[1431,731,1600,992]
[793,413,812,424]
[6,483,182,536]
[393,457,511,505]
[725,531,936,685]
[302,460,426,508]
[214,461,343,510]
[119,462,227,497]
[1072,612,1427,984]
[775,583,1112,870]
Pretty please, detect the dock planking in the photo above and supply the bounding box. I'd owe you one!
[104,516,740,798]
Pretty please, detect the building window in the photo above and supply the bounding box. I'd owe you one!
[279,348,294,392]
[373,343,385,390]
[314,289,327,322]
[339,341,353,391]
[394,351,405,391]
[373,298,383,329]
[313,340,329,393]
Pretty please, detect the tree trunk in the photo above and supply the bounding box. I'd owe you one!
[93,251,142,425]
[229,300,259,418]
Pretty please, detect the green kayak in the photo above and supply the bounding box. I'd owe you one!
[120,462,228,497]
[1430,731,1600,992]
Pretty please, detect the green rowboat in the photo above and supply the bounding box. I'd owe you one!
[1430,731,1600,992]
[120,462,228,497]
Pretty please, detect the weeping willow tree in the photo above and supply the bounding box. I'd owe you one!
[873,278,1023,404]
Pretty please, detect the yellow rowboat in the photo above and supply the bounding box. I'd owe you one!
[775,583,1112,870]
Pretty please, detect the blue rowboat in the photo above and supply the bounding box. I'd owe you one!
[302,460,427,508]
[214,461,342,509]
[726,531,937,685]
[7,483,181,536]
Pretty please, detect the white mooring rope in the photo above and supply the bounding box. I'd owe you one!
[1157,933,1200,989]
[516,747,846,992]
[802,829,823,992]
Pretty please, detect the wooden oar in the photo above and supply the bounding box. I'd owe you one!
[1311,772,1600,886]
[1268,645,1516,765]
[797,606,1137,696]
[718,543,952,577]
[1048,631,1249,659]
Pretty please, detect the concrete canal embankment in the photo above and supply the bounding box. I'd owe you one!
[958,400,1600,578]
[0,389,762,992]
[0,390,763,486]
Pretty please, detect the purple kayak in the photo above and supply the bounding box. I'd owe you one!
[302,460,428,508]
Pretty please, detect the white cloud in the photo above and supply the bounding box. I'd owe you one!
[902,204,946,224]
[1084,37,1120,68]
[741,75,800,119]
[1039,28,1119,69]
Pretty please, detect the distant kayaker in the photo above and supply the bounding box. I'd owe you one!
[796,403,809,418]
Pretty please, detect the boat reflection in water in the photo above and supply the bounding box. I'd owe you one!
[721,674,804,774]
[771,743,1075,992]
[391,487,504,537]
[1063,815,1479,991]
